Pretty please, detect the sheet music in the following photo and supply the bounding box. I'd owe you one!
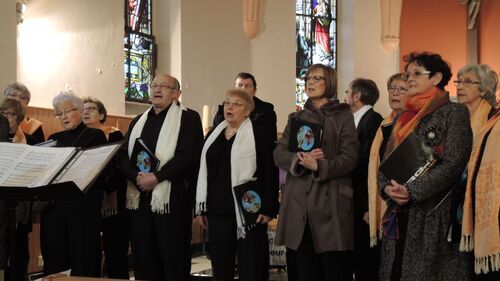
[0,143,75,187]
[55,143,121,191]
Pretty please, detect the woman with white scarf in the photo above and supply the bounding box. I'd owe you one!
[195,89,279,281]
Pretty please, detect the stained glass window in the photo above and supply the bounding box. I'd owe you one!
[295,0,337,110]
[124,0,156,103]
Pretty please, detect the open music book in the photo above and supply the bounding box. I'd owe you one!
[0,142,122,192]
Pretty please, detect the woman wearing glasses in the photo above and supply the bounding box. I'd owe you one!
[274,63,358,281]
[0,98,39,281]
[195,89,279,281]
[367,73,408,248]
[41,91,107,277]
[454,64,499,281]
[81,97,129,279]
[3,82,45,143]
[378,52,473,281]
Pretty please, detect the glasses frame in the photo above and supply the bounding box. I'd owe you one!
[223,100,245,108]
[0,111,19,118]
[55,108,80,118]
[150,83,177,91]
[304,76,326,83]
[453,80,481,87]
[404,70,431,79]
[388,86,408,94]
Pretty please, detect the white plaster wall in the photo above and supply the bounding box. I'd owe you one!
[0,0,17,98]
[17,0,124,114]
[250,0,296,132]
[179,0,251,121]
[338,0,399,117]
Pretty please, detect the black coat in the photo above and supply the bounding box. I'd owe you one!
[0,115,9,142]
[117,106,204,214]
[213,96,278,143]
[353,108,383,215]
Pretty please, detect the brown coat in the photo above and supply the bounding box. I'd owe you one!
[273,99,359,253]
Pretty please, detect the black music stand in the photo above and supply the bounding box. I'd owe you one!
[0,182,83,281]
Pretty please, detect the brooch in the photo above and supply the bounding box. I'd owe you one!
[422,126,444,147]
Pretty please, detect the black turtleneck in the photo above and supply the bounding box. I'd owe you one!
[48,122,107,148]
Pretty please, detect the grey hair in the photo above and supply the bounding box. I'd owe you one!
[3,82,31,102]
[52,90,84,110]
[457,64,498,107]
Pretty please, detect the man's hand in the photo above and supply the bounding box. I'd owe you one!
[195,215,208,230]
[136,172,158,192]
[256,214,272,224]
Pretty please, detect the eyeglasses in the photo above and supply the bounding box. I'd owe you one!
[55,108,79,118]
[151,83,177,91]
[388,86,408,94]
[305,76,326,83]
[453,80,480,87]
[6,93,29,101]
[84,106,97,113]
[0,111,18,118]
[223,100,245,108]
[404,70,431,79]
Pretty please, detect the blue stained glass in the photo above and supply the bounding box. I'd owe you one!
[296,0,337,110]
[124,0,155,103]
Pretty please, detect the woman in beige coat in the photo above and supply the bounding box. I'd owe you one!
[274,63,359,281]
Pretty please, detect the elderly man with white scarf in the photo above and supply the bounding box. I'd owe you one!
[117,73,203,281]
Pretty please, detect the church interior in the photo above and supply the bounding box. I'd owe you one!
[1,0,499,280]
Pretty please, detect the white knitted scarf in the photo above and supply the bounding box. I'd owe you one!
[126,102,185,214]
[195,118,256,238]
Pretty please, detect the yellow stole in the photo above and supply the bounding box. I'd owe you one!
[460,112,500,274]
[19,117,42,136]
[367,111,395,246]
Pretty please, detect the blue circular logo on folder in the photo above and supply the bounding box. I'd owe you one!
[241,190,261,213]
[137,151,152,172]
[297,125,315,151]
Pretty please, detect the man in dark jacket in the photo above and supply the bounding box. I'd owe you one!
[345,78,383,281]
[213,72,277,143]
[117,74,203,281]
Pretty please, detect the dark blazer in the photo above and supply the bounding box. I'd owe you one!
[213,96,278,143]
[353,108,383,215]
[117,106,204,214]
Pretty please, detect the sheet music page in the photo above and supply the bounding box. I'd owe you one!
[0,143,75,187]
[55,143,121,191]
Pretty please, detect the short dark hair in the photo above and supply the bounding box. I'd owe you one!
[403,51,452,90]
[82,96,108,123]
[350,78,380,106]
[235,72,257,90]
[306,64,337,99]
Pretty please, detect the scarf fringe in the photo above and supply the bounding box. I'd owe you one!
[475,253,500,274]
[126,196,139,210]
[196,202,206,216]
[151,200,170,214]
[101,207,118,218]
[237,225,247,239]
[370,236,378,247]
[460,234,474,252]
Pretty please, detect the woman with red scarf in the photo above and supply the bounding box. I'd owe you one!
[378,52,473,281]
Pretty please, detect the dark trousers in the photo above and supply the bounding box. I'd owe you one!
[208,215,269,281]
[290,222,353,281]
[102,212,129,279]
[41,197,102,277]
[353,213,379,281]
[129,195,187,281]
[5,222,30,281]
